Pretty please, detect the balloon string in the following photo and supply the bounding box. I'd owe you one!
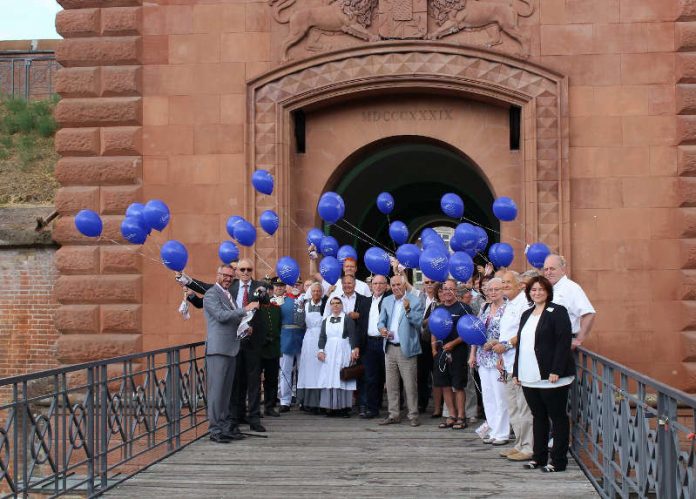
[331,222,394,256]
[336,218,392,252]
[460,214,528,248]
[386,214,396,252]
[100,237,164,265]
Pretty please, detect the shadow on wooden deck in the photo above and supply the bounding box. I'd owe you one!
[106,409,596,498]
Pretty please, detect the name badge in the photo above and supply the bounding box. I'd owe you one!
[546,307,554,312]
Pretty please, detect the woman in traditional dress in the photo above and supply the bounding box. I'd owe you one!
[316,297,360,417]
[296,282,325,413]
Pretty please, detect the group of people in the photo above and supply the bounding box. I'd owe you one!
[181,248,595,473]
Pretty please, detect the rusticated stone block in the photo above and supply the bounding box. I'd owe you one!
[55,246,100,274]
[56,37,141,67]
[54,305,99,333]
[681,270,696,299]
[56,333,141,364]
[53,216,122,245]
[55,67,100,97]
[54,274,142,304]
[55,97,142,127]
[679,0,696,20]
[101,66,141,96]
[677,53,696,83]
[682,239,696,269]
[679,177,696,207]
[678,145,696,176]
[683,362,696,392]
[677,84,696,115]
[55,127,100,156]
[100,185,142,214]
[676,22,696,51]
[677,115,696,144]
[58,0,140,8]
[55,156,142,185]
[101,7,141,36]
[101,126,142,155]
[100,245,142,273]
[56,8,100,38]
[54,186,100,213]
[101,305,141,333]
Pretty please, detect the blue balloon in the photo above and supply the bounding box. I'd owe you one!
[493,197,518,222]
[440,193,464,219]
[319,236,339,257]
[456,314,487,346]
[218,241,239,264]
[75,209,103,237]
[419,247,449,282]
[306,228,324,247]
[319,256,342,285]
[396,243,421,269]
[364,247,391,276]
[489,242,514,268]
[317,192,345,224]
[259,210,279,236]
[233,220,257,247]
[337,245,358,263]
[160,240,188,272]
[421,228,446,250]
[454,223,478,252]
[450,233,465,252]
[143,199,170,232]
[527,242,551,269]
[376,192,395,215]
[276,256,299,285]
[252,169,274,195]
[226,216,244,239]
[474,226,488,254]
[120,216,147,244]
[389,221,409,245]
[449,251,474,282]
[429,307,454,341]
[125,203,149,233]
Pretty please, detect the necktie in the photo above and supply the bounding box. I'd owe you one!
[329,317,341,324]
[243,284,249,307]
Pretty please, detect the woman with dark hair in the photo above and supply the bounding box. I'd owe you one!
[513,275,575,473]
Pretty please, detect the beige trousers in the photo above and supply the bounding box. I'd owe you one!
[385,344,419,421]
[505,375,534,454]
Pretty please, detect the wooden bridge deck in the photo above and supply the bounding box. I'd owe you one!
[106,410,596,498]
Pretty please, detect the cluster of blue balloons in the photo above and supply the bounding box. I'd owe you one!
[428,307,487,345]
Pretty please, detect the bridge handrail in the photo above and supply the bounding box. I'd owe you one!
[571,347,696,499]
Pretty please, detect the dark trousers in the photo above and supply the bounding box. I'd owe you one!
[417,337,433,411]
[522,384,571,469]
[261,356,280,411]
[363,337,385,415]
[230,347,262,425]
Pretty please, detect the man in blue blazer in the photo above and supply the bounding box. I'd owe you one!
[377,275,425,427]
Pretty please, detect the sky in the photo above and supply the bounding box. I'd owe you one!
[0,0,61,41]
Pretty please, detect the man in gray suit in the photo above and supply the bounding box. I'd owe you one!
[377,274,425,427]
[204,264,259,443]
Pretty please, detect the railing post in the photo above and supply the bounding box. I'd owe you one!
[86,367,95,497]
[601,363,615,498]
[657,393,678,499]
[99,364,108,492]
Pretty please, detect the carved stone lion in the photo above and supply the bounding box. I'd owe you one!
[269,0,380,61]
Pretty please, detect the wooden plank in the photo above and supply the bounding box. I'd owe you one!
[105,410,597,498]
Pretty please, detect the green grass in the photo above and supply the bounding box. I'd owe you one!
[0,96,59,205]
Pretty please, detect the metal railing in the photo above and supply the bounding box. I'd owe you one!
[0,56,59,100]
[0,342,208,498]
[570,348,696,499]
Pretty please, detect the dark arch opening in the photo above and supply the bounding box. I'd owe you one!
[322,136,498,279]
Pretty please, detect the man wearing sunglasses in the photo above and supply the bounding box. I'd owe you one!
[203,265,259,443]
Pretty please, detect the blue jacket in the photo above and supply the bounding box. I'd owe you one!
[279,297,305,355]
[377,291,424,358]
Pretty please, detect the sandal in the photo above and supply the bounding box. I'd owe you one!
[541,464,565,472]
[438,417,456,429]
[523,461,540,469]
[452,418,468,430]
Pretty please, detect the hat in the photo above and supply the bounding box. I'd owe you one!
[270,276,286,287]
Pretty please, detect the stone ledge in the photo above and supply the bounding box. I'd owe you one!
[55,156,142,186]
[54,274,142,304]
[58,1,141,11]
[55,97,142,127]
[0,206,56,247]
[56,37,141,67]
[56,333,141,364]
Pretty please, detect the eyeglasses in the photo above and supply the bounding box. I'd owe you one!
[238,268,252,272]
[423,280,434,285]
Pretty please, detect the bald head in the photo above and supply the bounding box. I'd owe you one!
[543,254,566,285]
[501,270,523,300]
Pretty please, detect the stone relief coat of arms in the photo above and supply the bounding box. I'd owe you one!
[269,0,536,60]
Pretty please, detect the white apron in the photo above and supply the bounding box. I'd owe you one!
[316,313,356,391]
[297,303,323,389]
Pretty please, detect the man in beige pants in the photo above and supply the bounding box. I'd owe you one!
[493,270,533,460]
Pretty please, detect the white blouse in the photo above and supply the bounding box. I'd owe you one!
[518,313,574,389]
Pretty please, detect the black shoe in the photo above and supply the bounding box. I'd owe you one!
[358,406,367,418]
[210,433,232,444]
[363,411,377,419]
[279,405,290,413]
[265,408,280,417]
[249,423,266,432]
[221,431,245,441]
[341,409,351,418]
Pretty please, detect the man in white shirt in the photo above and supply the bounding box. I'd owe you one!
[493,271,533,461]
[543,254,596,348]
[360,274,390,418]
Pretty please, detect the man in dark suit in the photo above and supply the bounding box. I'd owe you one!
[203,265,259,443]
[357,274,390,418]
[228,258,269,432]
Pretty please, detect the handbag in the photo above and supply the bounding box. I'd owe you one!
[340,363,365,381]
